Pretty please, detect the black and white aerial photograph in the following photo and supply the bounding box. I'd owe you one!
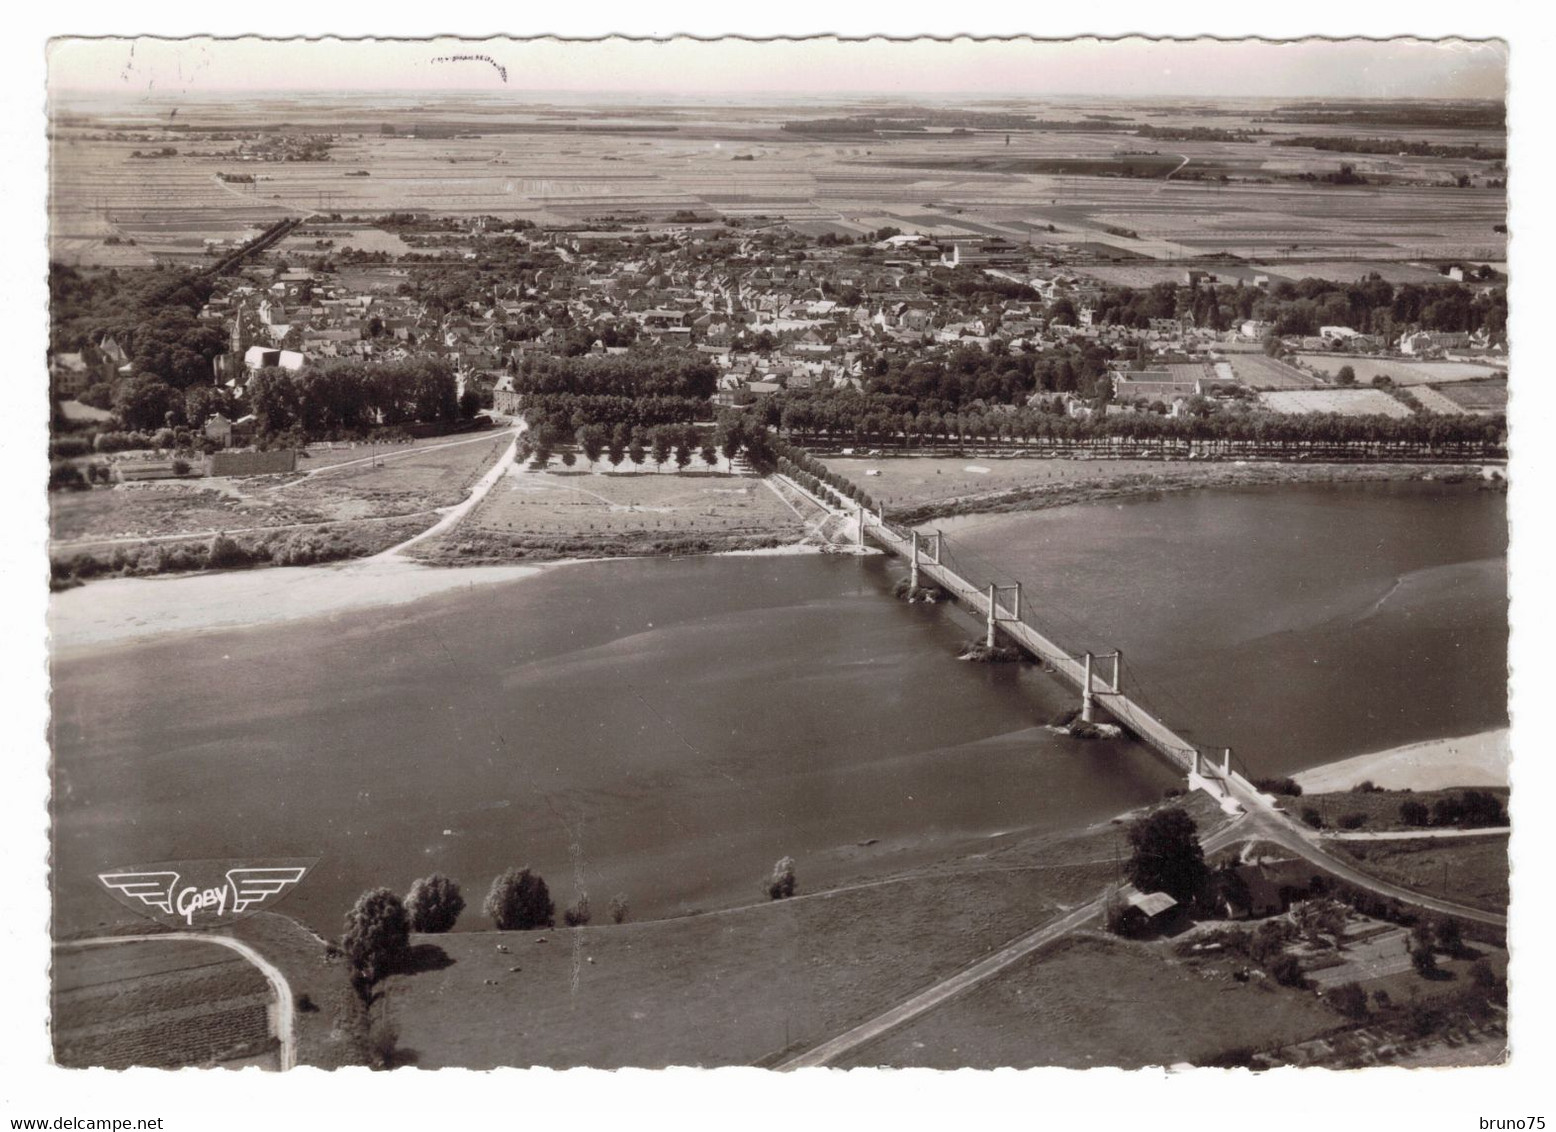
[8,14,1552,1130]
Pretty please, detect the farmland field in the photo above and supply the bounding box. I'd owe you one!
[458,465,807,543]
[1223,353,1320,389]
[1262,260,1452,285]
[1296,354,1505,386]
[1431,379,1508,413]
[1410,386,1476,415]
[49,430,511,548]
[837,934,1338,1070]
[822,456,1206,510]
[1260,389,1413,417]
[1330,836,1510,913]
[48,91,1508,271]
[52,940,279,1069]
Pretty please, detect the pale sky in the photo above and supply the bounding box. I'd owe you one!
[46,36,1507,99]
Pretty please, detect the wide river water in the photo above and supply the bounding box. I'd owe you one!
[50,480,1507,936]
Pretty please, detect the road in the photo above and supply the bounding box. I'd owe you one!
[57,933,296,1070]
[777,818,1253,1070]
[1239,810,1506,927]
[776,893,1109,1070]
[1318,826,1510,842]
[776,799,1503,1069]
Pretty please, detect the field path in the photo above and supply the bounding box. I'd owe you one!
[57,933,296,1070]
[268,428,521,493]
[375,422,524,559]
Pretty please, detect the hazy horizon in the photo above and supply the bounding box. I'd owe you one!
[47,36,1507,100]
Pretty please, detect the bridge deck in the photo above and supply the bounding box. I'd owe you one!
[868,521,1202,781]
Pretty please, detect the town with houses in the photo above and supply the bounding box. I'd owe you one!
[49,215,1509,486]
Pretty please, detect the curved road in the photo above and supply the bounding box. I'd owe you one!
[57,933,296,1070]
[1243,811,1506,927]
[375,421,524,559]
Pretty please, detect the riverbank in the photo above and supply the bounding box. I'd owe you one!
[47,538,843,653]
[47,554,548,652]
[820,455,1503,526]
[1293,728,1511,793]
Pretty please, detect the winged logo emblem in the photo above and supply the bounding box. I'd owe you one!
[97,871,180,916]
[227,866,308,913]
[96,859,316,928]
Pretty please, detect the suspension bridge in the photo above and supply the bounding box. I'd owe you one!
[836,498,1272,814]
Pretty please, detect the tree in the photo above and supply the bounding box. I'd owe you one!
[649,426,674,469]
[1125,807,1208,905]
[207,532,247,569]
[1267,952,1307,988]
[183,384,226,429]
[1328,981,1368,1019]
[1399,800,1430,827]
[483,867,555,931]
[767,856,797,901]
[1410,943,1439,977]
[563,894,591,928]
[607,425,628,469]
[405,873,465,933]
[341,888,411,988]
[1336,364,1357,386]
[113,374,183,431]
[577,423,608,467]
[1435,916,1465,958]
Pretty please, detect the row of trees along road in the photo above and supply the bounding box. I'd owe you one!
[520,410,774,471]
[762,390,1504,459]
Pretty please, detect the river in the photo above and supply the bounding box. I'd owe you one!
[49,480,1506,937]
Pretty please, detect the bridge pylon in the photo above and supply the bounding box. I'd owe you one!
[911,529,943,591]
[1098,649,1122,693]
[985,582,1022,649]
[1082,651,1095,722]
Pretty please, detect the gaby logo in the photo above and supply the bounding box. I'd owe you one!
[97,859,316,928]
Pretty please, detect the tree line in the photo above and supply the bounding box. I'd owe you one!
[762,389,1505,459]
[519,410,773,473]
[514,350,718,400]
[247,358,463,439]
[1085,276,1506,340]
